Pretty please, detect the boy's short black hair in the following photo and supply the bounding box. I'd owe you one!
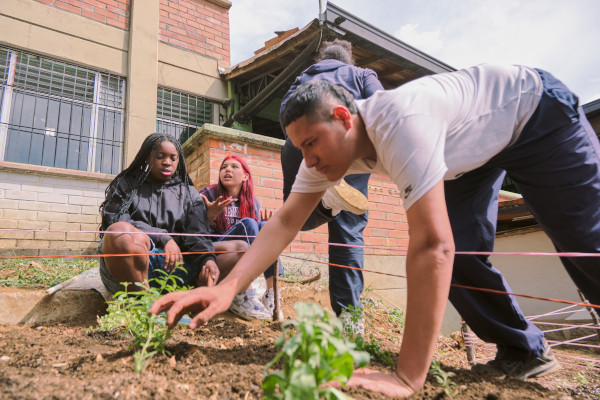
[281,80,357,128]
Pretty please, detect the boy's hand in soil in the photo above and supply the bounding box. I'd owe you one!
[163,239,183,271]
[149,283,237,329]
[345,368,416,397]
[201,194,236,223]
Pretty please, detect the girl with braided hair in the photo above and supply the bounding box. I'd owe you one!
[200,154,283,320]
[98,133,247,294]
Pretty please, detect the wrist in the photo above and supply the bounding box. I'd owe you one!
[393,369,419,393]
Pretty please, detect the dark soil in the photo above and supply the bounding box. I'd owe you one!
[1,281,599,399]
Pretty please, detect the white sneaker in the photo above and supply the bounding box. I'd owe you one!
[229,288,272,320]
[322,179,368,216]
[262,288,284,321]
[339,311,365,335]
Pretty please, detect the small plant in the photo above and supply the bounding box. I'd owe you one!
[429,361,460,398]
[353,334,395,367]
[96,266,190,373]
[385,307,406,330]
[573,371,589,386]
[341,305,395,367]
[262,302,370,400]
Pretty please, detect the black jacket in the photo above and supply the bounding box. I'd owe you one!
[102,173,216,269]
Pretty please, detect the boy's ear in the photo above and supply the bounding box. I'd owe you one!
[332,106,352,128]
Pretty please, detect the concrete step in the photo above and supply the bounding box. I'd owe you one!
[0,268,109,326]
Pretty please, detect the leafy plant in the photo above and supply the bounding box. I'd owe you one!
[429,361,460,398]
[385,307,406,330]
[263,302,370,400]
[352,334,395,367]
[341,305,394,367]
[573,371,589,386]
[96,266,190,373]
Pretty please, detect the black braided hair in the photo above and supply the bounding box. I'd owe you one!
[98,133,200,236]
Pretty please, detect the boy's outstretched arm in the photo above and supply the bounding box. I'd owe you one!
[149,191,323,328]
[347,180,454,396]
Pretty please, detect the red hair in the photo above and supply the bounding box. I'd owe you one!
[212,154,258,233]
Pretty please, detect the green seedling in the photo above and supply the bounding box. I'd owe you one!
[341,305,394,367]
[353,334,395,367]
[429,360,460,398]
[96,265,190,373]
[385,307,406,330]
[263,302,370,400]
[573,371,589,386]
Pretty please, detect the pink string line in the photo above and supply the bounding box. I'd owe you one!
[2,228,599,310]
[2,228,600,258]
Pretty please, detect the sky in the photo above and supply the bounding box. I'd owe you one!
[229,0,600,104]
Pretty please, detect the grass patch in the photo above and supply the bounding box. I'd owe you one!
[0,257,97,288]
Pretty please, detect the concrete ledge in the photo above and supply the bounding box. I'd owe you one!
[0,287,107,326]
[183,123,285,157]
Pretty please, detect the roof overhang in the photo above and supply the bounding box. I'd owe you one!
[222,1,455,130]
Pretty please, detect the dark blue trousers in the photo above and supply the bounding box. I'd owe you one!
[281,139,368,315]
[446,69,600,360]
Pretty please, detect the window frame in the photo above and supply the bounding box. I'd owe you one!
[0,48,126,174]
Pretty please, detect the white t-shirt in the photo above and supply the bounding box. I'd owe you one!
[291,64,543,210]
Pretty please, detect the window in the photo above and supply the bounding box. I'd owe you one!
[0,48,125,174]
[156,86,213,145]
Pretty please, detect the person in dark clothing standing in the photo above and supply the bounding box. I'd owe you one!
[279,39,383,328]
[98,133,247,294]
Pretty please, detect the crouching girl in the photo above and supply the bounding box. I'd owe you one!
[98,133,246,294]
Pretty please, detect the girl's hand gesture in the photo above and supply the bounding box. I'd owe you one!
[163,239,183,271]
[260,208,274,221]
[201,194,236,222]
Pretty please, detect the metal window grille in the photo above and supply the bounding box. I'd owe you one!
[0,47,125,174]
[156,86,213,145]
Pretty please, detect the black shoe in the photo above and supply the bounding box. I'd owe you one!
[473,339,560,380]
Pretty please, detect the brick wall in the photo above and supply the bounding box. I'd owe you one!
[184,125,409,258]
[0,169,107,255]
[32,0,130,30]
[159,0,231,65]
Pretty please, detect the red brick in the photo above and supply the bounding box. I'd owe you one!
[259,178,282,190]
[167,25,187,35]
[176,34,197,45]
[161,16,182,28]
[55,1,82,14]
[35,0,54,5]
[260,198,282,209]
[99,0,120,8]
[379,220,396,230]
[107,18,128,29]
[249,165,273,179]
[83,0,107,9]
[82,9,106,22]
[290,243,314,253]
[107,4,128,16]
[94,7,118,19]
[314,243,328,254]
[299,232,325,244]
[371,228,390,238]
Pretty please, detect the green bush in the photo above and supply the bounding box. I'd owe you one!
[263,302,370,400]
[96,266,191,373]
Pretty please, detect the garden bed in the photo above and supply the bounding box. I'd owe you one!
[1,280,599,399]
